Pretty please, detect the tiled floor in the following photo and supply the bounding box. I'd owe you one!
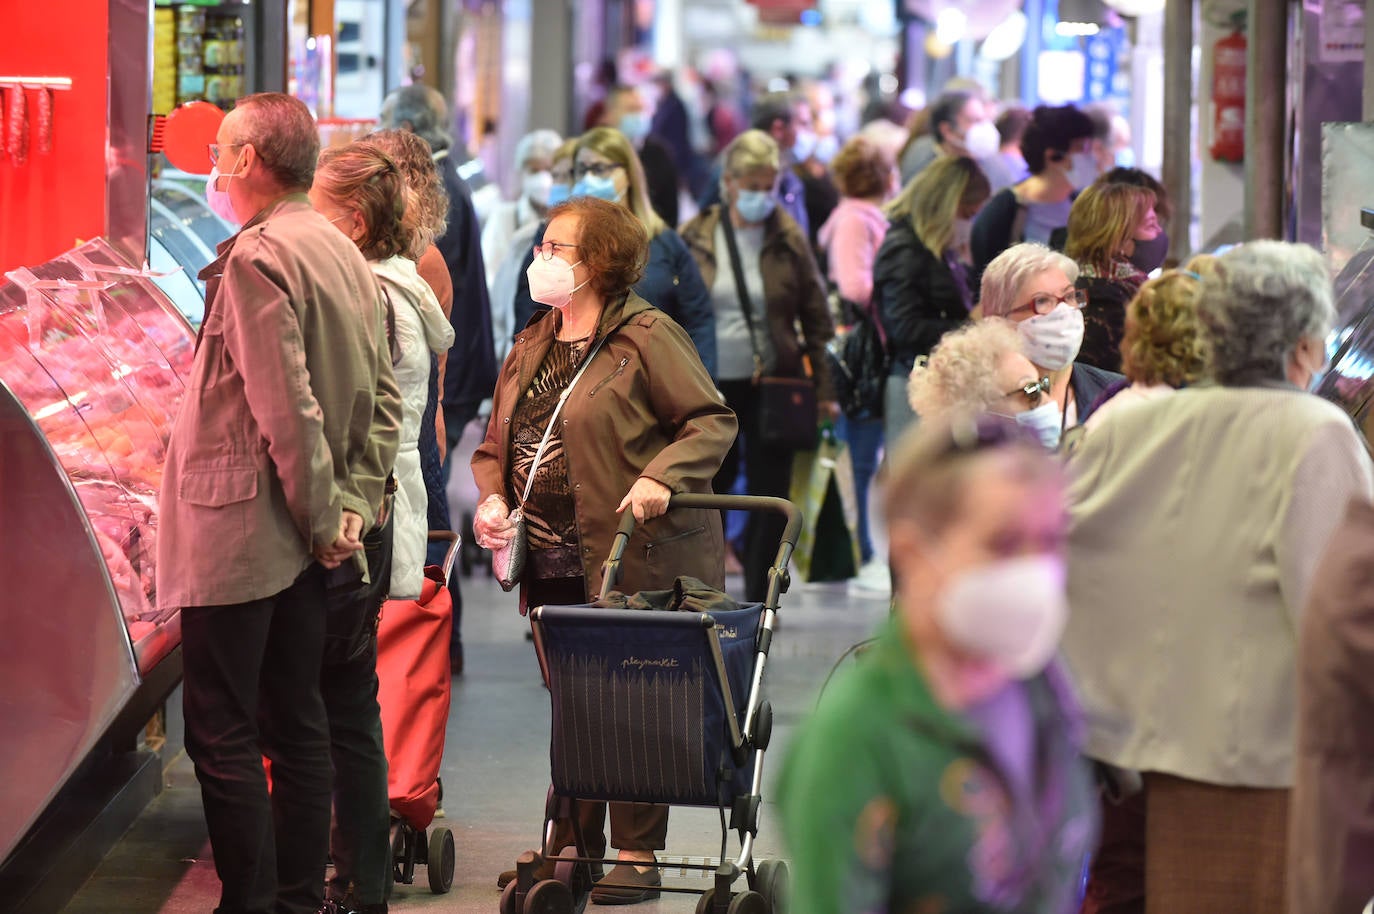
[58,569,891,914]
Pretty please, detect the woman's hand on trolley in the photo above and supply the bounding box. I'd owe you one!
[617,476,672,523]
[473,494,515,549]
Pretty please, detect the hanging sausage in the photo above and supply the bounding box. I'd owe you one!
[6,85,28,165]
[36,86,52,154]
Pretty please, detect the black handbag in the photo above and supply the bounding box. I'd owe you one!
[720,211,818,451]
[826,301,890,421]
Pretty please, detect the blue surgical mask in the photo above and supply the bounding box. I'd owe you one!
[572,173,622,203]
[618,112,651,144]
[546,182,572,208]
[1013,401,1064,450]
[735,189,776,224]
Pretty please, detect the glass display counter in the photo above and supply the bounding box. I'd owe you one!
[0,238,195,862]
[1318,208,1374,443]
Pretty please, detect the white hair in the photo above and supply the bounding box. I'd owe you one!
[515,129,563,171]
[979,242,1080,318]
[1199,240,1334,384]
[908,319,1025,420]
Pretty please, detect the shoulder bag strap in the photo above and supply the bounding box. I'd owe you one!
[720,209,765,381]
[515,333,609,508]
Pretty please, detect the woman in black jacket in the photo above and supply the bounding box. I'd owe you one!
[872,155,990,444]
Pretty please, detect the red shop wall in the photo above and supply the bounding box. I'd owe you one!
[0,1,111,275]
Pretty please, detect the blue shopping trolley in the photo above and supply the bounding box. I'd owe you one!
[502,494,802,914]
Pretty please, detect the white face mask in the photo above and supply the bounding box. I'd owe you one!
[1012,400,1063,450]
[962,119,1001,160]
[792,128,818,163]
[936,554,1068,679]
[1017,303,1084,371]
[523,170,554,207]
[1066,151,1100,190]
[526,255,587,310]
[204,165,240,225]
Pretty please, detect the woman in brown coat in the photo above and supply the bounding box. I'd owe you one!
[679,128,834,601]
[471,196,736,902]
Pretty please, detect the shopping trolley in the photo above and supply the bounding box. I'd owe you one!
[501,493,802,914]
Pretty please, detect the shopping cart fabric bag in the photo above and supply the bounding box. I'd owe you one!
[376,564,453,829]
[534,602,762,807]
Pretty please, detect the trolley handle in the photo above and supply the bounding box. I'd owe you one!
[599,493,803,603]
[427,530,462,581]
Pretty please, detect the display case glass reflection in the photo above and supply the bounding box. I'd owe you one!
[0,239,194,647]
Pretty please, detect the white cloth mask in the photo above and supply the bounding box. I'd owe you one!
[936,554,1069,679]
[962,120,1001,160]
[526,255,587,310]
[1018,303,1084,371]
[1066,151,1100,190]
[523,170,554,208]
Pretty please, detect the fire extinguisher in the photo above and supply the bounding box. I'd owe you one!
[1209,25,1246,163]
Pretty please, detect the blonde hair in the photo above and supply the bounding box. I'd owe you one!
[908,319,1025,421]
[575,127,666,238]
[723,129,781,177]
[313,142,410,261]
[1120,270,1209,387]
[886,155,990,255]
[1064,182,1154,275]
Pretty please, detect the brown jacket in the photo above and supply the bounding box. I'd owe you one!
[679,203,835,400]
[471,292,736,600]
[1289,497,1374,914]
[157,194,402,610]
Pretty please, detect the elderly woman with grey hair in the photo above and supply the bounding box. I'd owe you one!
[977,242,1123,448]
[481,128,563,292]
[1062,240,1374,914]
[907,319,1050,428]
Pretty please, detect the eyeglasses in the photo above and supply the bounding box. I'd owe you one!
[1009,288,1088,318]
[574,161,620,179]
[207,143,238,165]
[1004,375,1052,408]
[534,241,580,261]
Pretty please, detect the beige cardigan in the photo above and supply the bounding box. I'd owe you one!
[1063,383,1373,787]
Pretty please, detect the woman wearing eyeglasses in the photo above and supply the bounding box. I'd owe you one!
[907,319,1052,433]
[1063,181,1160,373]
[976,243,1123,449]
[511,127,717,376]
[871,154,991,446]
[472,196,736,901]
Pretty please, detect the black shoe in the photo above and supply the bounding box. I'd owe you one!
[589,863,661,905]
[321,901,387,914]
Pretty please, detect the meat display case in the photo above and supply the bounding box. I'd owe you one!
[0,237,195,865]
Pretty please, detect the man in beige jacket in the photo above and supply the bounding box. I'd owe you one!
[156,93,401,914]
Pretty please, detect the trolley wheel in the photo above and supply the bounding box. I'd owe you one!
[755,860,789,914]
[553,845,595,897]
[525,878,575,914]
[427,826,456,894]
[726,890,768,914]
[695,888,719,914]
[501,880,520,914]
[390,822,412,884]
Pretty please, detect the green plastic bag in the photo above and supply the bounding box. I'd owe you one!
[788,429,861,582]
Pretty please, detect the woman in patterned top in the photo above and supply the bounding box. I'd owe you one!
[471,195,737,902]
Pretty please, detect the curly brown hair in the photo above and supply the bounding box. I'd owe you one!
[546,196,648,300]
[830,136,893,199]
[313,141,410,261]
[363,128,449,259]
[1120,270,1209,387]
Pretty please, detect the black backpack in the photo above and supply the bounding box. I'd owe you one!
[826,300,890,421]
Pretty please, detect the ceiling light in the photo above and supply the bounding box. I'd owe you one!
[935,7,967,45]
[979,10,1027,61]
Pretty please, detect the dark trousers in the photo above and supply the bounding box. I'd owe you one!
[527,575,670,856]
[714,379,795,603]
[440,397,482,659]
[181,564,332,914]
[322,521,394,907]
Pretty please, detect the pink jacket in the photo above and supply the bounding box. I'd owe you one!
[817,198,889,310]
